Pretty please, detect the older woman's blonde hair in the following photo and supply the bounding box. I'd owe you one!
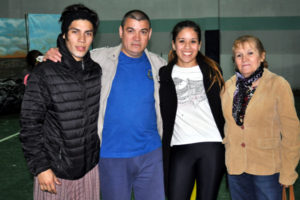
[232,35,268,68]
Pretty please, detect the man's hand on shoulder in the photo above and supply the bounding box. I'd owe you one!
[43,48,62,62]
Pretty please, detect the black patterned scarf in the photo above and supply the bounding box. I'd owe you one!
[232,64,264,126]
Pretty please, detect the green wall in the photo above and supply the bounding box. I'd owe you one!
[1,0,299,88]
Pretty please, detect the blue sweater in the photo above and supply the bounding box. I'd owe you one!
[100,52,161,158]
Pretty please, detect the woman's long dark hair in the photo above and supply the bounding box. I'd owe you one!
[169,20,224,90]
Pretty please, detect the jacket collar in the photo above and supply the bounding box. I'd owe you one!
[227,68,272,113]
[245,68,271,112]
[108,43,152,62]
[108,44,122,61]
[57,34,93,72]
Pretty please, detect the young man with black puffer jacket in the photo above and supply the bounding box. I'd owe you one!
[19,4,101,200]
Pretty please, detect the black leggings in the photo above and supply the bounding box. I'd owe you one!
[168,142,225,200]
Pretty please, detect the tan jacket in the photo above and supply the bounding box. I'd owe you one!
[90,44,167,143]
[221,69,300,185]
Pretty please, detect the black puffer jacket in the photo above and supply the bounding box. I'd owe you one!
[20,34,101,180]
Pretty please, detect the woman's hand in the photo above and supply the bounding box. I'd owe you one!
[282,184,291,188]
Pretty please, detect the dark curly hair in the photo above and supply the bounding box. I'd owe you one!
[59,4,99,35]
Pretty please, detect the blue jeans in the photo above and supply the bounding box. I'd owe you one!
[99,147,165,200]
[228,173,282,200]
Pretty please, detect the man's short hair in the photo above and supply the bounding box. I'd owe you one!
[120,10,151,28]
[59,4,99,35]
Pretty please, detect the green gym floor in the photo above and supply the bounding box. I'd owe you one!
[1,96,299,200]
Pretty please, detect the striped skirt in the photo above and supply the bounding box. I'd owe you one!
[33,165,100,200]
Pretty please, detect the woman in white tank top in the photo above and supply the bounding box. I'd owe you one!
[159,20,225,200]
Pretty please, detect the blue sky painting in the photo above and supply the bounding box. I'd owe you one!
[27,14,60,54]
[0,18,27,58]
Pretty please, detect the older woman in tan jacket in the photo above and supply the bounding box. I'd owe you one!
[221,35,300,200]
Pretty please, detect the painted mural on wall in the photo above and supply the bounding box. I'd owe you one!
[0,18,27,58]
[27,14,60,53]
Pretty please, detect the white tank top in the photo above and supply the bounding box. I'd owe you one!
[171,64,222,146]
